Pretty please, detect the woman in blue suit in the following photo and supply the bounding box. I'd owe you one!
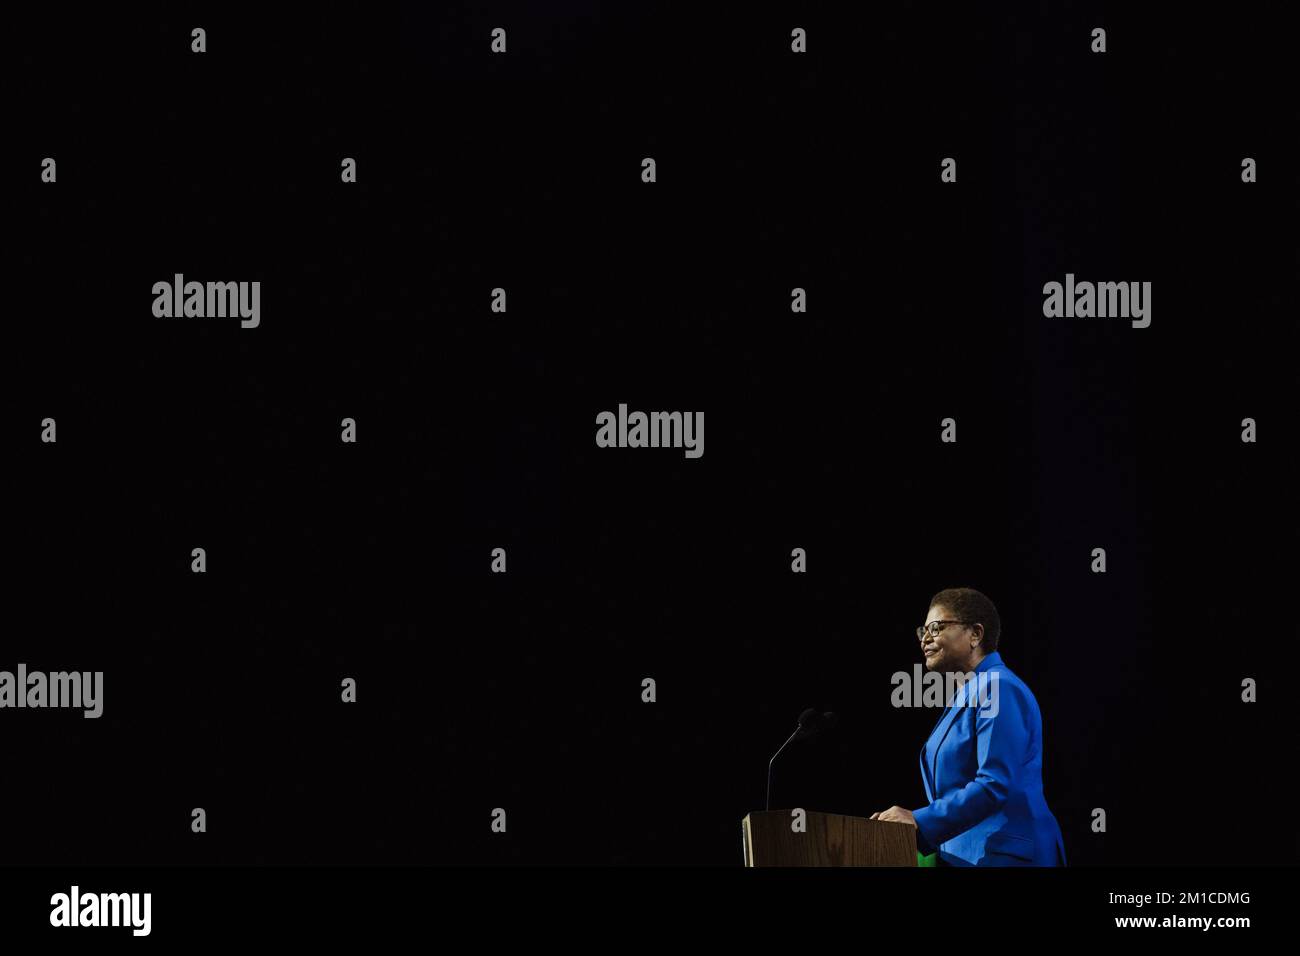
[871,588,1067,866]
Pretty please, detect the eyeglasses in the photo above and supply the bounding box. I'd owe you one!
[916,620,976,641]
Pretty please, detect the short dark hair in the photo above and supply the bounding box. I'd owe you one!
[929,587,1000,654]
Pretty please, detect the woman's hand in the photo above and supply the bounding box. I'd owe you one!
[869,806,917,826]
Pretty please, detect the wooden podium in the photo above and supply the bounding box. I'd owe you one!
[742,811,917,866]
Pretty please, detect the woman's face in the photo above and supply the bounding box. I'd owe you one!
[920,605,979,673]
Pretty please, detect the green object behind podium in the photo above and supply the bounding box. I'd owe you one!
[918,852,937,867]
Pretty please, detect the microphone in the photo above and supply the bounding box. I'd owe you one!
[795,707,838,739]
[766,707,838,811]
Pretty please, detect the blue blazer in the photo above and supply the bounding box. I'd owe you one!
[911,652,1066,866]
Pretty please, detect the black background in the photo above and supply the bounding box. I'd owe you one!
[10,1,1296,870]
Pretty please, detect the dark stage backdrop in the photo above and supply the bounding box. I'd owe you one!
[10,2,1295,871]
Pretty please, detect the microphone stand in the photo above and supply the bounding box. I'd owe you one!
[766,725,804,812]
